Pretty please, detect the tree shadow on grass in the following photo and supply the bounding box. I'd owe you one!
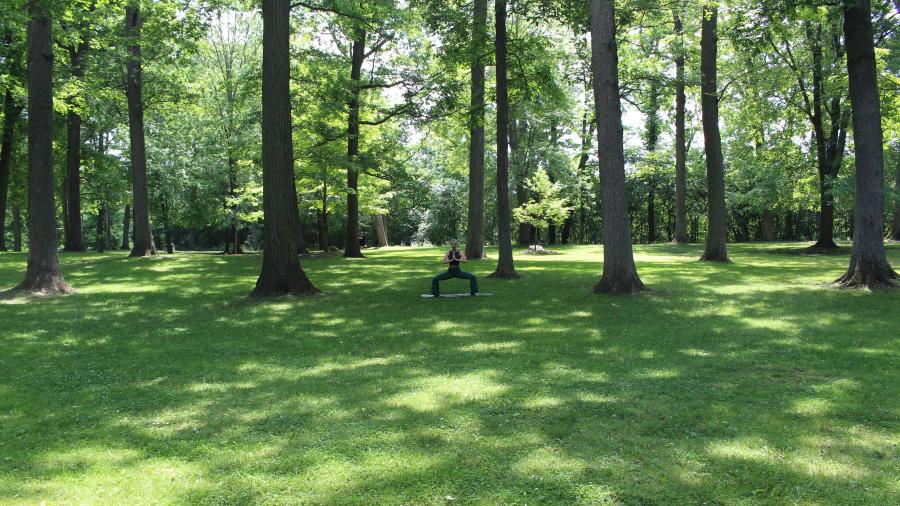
[0,246,898,503]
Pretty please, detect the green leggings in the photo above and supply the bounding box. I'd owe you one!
[432,267,478,296]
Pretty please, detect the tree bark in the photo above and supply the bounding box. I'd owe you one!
[12,199,22,251]
[14,0,70,294]
[489,0,517,279]
[835,0,897,288]
[760,209,776,241]
[63,40,89,252]
[891,144,900,240]
[0,87,22,252]
[251,0,318,297]
[125,4,156,257]
[374,214,388,247]
[465,0,487,260]
[95,204,106,252]
[699,7,729,262]
[343,30,366,258]
[589,0,645,294]
[120,203,130,249]
[673,10,688,244]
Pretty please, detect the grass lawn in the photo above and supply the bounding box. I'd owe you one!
[1,242,898,505]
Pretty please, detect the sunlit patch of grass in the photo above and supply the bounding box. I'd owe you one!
[0,242,898,504]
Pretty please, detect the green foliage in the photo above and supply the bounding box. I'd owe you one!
[513,167,570,243]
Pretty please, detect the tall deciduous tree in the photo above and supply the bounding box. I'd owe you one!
[673,9,689,244]
[251,0,318,297]
[590,0,645,294]
[344,30,366,258]
[699,5,729,262]
[0,31,23,252]
[125,2,157,257]
[14,0,71,294]
[489,0,517,279]
[465,0,487,260]
[62,2,96,252]
[835,0,897,288]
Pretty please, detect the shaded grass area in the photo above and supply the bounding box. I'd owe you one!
[1,242,898,505]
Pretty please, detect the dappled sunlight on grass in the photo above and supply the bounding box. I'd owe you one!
[0,242,898,503]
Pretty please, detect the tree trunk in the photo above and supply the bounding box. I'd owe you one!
[96,204,106,252]
[343,30,366,258]
[125,4,156,257]
[761,209,776,241]
[562,215,572,244]
[14,0,70,294]
[465,0,487,260]
[835,0,897,288]
[374,214,388,247]
[699,7,729,262]
[892,146,900,240]
[674,10,688,244]
[318,213,328,251]
[227,158,243,254]
[0,88,22,252]
[489,0,517,279]
[589,0,645,294]
[120,204,131,249]
[12,199,22,252]
[162,198,174,254]
[63,41,88,252]
[251,0,318,297]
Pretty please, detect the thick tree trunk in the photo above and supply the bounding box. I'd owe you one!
[673,12,688,244]
[125,5,156,257]
[0,88,22,252]
[835,0,897,288]
[63,42,88,252]
[344,30,366,258]
[14,0,70,294]
[699,7,729,262]
[120,204,130,249]
[489,0,517,279]
[465,0,487,260]
[251,0,318,297]
[589,0,645,294]
[374,214,388,247]
[12,200,22,251]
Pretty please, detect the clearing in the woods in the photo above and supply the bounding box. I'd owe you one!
[1,243,898,504]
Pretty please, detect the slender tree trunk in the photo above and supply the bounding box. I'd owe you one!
[12,199,22,251]
[590,0,645,294]
[835,0,897,288]
[14,0,70,294]
[489,0,517,279]
[227,158,243,254]
[699,7,729,262]
[162,198,173,254]
[125,4,156,257]
[251,0,318,297]
[0,88,22,252]
[343,30,365,258]
[95,204,106,252]
[105,203,112,249]
[465,0,487,260]
[892,145,900,240]
[674,11,688,243]
[120,203,130,249]
[63,42,88,252]
[374,214,388,247]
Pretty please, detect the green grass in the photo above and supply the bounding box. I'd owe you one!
[1,243,898,505]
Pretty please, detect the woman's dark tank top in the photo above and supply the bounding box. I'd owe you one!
[448,250,462,267]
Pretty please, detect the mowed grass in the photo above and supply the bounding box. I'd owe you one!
[0,243,898,505]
